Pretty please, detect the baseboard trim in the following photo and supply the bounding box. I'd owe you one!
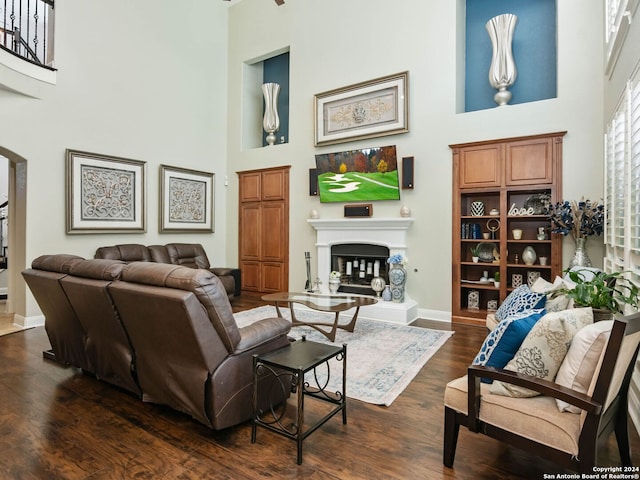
[16,314,44,328]
[416,308,451,323]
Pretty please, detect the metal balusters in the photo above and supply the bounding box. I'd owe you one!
[0,0,53,66]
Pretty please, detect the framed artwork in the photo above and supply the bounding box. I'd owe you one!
[160,165,214,233]
[314,71,409,147]
[66,149,146,234]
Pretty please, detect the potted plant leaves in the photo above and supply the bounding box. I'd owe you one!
[494,271,500,288]
[552,269,640,320]
[470,245,480,263]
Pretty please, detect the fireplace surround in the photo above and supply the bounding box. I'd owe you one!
[308,217,417,324]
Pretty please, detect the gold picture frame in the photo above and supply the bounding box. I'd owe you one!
[314,71,409,147]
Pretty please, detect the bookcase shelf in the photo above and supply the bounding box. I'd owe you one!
[450,132,565,325]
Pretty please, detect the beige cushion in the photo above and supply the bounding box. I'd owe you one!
[486,313,499,331]
[555,321,613,413]
[490,308,594,397]
[444,376,581,455]
[531,276,570,312]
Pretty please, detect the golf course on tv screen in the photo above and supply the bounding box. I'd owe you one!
[315,145,400,203]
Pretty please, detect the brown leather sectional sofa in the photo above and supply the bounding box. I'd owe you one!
[22,254,290,430]
[94,243,241,299]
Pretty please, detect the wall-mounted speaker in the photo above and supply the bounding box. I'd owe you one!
[344,204,373,217]
[309,168,318,196]
[402,156,414,189]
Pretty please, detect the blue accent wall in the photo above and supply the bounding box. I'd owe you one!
[465,0,556,112]
[263,52,289,145]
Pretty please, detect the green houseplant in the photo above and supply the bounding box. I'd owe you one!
[469,245,480,263]
[553,269,640,318]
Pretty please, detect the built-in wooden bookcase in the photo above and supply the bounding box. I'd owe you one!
[450,132,565,326]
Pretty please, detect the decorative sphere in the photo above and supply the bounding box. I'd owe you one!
[400,205,411,217]
[310,209,320,219]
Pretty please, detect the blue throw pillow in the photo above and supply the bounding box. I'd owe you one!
[473,308,546,383]
[495,285,546,322]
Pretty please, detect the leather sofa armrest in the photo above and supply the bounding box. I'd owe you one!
[211,267,241,296]
[235,317,291,353]
[211,267,235,276]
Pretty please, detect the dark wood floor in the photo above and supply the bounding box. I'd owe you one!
[0,295,637,479]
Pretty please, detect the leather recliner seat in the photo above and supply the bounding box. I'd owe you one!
[94,243,241,299]
[23,255,289,430]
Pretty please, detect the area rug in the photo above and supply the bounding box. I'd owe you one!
[234,305,453,406]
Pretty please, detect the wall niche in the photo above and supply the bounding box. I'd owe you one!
[242,48,290,150]
[463,0,557,112]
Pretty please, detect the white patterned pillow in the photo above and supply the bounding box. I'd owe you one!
[473,309,546,378]
[490,307,594,397]
[530,276,571,312]
[495,285,546,322]
[555,320,613,413]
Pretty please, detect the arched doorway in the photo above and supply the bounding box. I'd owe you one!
[0,147,27,330]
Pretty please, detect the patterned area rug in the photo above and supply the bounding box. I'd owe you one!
[234,305,454,406]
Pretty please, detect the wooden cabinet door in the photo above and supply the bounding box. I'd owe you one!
[238,166,290,294]
[456,144,502,188]
[261,203,286,262]
[505,137,553,185]
[239,204,260,260]
[261,262,286,292]
[239,172,261,202]
[240,261,260,291]
[261,169,287,201]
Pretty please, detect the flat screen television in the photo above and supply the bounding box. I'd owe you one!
[314,145,400,203]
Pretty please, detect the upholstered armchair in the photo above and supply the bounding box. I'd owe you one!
[443,313,640,473]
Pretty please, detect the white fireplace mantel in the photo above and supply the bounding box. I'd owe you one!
[308,217,414,249]
[307,217,417,324]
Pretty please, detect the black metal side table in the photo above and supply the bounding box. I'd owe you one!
[251,335,347,464]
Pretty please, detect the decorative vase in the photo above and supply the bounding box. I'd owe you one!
[370,277,386,297]
[262,82,280,146]
[569,237,593,268]
[527,271,541,288]
[512,273,523,288]
[486,13,518,106]
[470,201,485,216]
[328,277,341,294]
[388,263,407,303]
[382,285,392,301]
[522,246,537,266]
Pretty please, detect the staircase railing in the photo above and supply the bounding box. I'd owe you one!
[1,0,55,69]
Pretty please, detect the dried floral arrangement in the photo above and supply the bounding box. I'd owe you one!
[546,199,604,239]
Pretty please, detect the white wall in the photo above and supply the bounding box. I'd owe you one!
[0,0,230,318]
[226,0,605,318]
